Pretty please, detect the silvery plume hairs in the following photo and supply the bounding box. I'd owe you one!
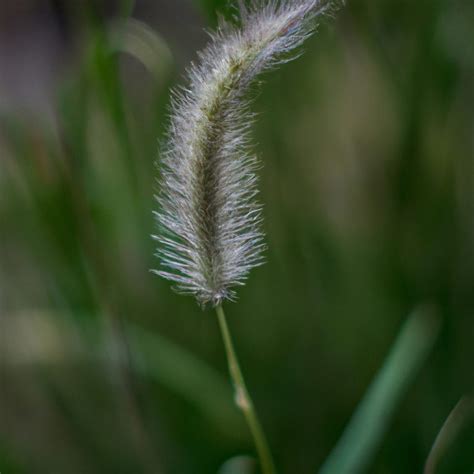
[154,0,339,306]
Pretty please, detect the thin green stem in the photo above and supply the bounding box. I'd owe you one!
[215,304,277,474]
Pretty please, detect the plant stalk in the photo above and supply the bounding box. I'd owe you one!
[215,304,277,474]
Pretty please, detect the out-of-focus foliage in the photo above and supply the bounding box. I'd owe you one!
[0,0,473,473]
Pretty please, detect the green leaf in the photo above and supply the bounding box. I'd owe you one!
[126,323,242,432]
[424,396,474,474]
[218,455,256,474]
[319,305,440,474]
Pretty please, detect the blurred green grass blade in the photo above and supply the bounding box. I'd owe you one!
[109,18,173,83]
[36,372,127,473]
[3,309,241,434]
[218,455,256,474]
[194,0,231,23]
[126,323,241,432]
[319,305,440,474]
[424,395,474,474]
[118,0,135,19]
[0,441,24,474]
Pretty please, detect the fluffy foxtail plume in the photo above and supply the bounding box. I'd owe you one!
[154,0,341,306]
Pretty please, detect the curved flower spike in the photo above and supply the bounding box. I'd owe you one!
[153,0,342,306]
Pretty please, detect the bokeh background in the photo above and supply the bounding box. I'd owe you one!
[1,0,474,473]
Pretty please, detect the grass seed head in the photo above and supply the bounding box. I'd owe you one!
[153,0,342,306]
